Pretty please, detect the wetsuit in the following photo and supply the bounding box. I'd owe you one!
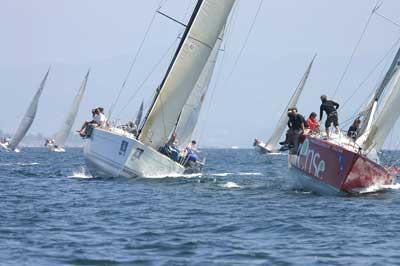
[287,113,306,154]
[320,100,339,129]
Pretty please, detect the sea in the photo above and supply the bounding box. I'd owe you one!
[1,148,400,266]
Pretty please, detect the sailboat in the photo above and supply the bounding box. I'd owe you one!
[47,70,90,152]
[288,46,400,195]
[254,56,315,154]
[134,101,144,129]
[0,69,50,152]
[83,0,235,178]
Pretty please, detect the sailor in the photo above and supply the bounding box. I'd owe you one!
[94,108,107,128]
[78,108,100,137]
[319,95,340,138]
[347,118,361,140]
[287,108,307,154]
[279,107,298,150]
[126,121,138,136]
[306,112,319,133]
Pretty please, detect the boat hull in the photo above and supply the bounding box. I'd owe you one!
[288,136,394,195]
[83,128,185,178]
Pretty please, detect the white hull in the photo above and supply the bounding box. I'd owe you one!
[47,144,66,153]
[83,128,185,178]
[0,143,19,153]
[254,142,273,154]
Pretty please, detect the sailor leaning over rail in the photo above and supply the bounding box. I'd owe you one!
[279,107,307,153]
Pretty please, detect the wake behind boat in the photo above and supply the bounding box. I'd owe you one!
[0,69,50,152]
[82,0,235,178]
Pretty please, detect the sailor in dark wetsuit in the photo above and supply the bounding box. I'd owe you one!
[287,109,307,154]
[347,118,361,140]
[319,95,339,138]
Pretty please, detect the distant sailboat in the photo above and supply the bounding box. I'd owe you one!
[134,101,144,129]
[254,56,315,154]
[0,69,50,152]
[47,70,90,152]
[83,0,235,178]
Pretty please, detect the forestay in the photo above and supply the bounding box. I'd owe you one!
[139,0,235,149]
[175,32,223,148]
[264,56,315,152]
[54,70,90,148]
[362,68,400,152]
[8,69,50,151]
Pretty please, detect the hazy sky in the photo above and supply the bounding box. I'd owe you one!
[1,0,400,148]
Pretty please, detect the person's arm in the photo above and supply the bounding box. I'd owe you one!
[301,122,305,132]
[320,104,324,120]
[333,101,339,110]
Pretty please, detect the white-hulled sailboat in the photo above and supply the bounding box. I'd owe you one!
[47,70,90,152]
[254,56,315,154]
[83,0,235,178]
[0,69,50,152]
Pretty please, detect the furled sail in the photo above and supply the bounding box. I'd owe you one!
[54,70,90,148]
[174,33,223,148]
[135,101,144,128]
[139,0,235,149]
[8,69,50,151]
[361,68,400,152]
[358,47,400,136]
[264,56,316,152]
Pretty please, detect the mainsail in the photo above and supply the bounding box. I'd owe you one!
[361,68,400,152]
[54,70,90,148]
[174,33,223,147]
[139,0,235,149]
[264,56,316,152]
[8,69,50,151]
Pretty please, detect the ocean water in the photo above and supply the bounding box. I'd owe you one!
[1,148,400,266]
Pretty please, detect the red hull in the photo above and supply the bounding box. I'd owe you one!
[289,136,394,194]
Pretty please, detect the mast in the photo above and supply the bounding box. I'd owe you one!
[138,0,235,149]
[138,0,204,138]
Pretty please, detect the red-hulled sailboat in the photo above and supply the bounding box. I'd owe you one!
[289,40,400,195]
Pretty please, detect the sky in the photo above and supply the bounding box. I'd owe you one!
[1,0,400,148]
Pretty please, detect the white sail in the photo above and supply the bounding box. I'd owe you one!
[358,47,400,137]
[175,33,223,147]
[54,70,90,148]
[361,68,400,152]
[264,56,316,152]
[8,69,50,151]
[135,101,144,128]
[139,0,235,149]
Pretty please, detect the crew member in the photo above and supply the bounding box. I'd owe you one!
[319,95,340,138]
[306,112,319,133]
[347,118,361,140]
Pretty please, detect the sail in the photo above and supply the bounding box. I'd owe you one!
[139,0,235,149]
[175,33,223,147]
[361,68,400,151]
[54,70,90,148]
[358,47,400,136]
[135,101,144,128]
[8,69,50,151]
[264,56,316,152]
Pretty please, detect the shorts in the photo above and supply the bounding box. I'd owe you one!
[325,113,338,129]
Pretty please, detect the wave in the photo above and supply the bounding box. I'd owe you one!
[0,162,39,166]
[237,172,262,176]
[358,183,400,194]
[222,181,241,188]
[212,172,233,177]
[68,167,93,179]
[143,173,203,179]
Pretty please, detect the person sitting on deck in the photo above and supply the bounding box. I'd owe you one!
[306,112,319,134]
[279,107,303,150]
[347,118,361,140]
[159,132,181,162]
[184,140,198,163]
[78,108,106,137]
[286,109,307,154]
[319,95,340,138]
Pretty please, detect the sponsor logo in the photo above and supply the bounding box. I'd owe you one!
[297,138,326,179]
